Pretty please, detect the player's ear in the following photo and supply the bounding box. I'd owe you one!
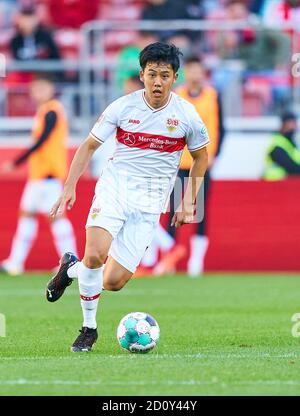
[139,70,144,83]
[174,72,178,83]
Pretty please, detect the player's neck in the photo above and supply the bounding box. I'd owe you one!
[144,91,171,110]
[36,97,55,106]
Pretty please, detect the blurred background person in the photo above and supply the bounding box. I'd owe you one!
[141,0,204,41]
[154,56,225,276]
[208,0,291,114]
[10,5,60,62]
[115,31,158,94]
[263,111,300,180]
[7,5,61,85]
[0,75,77,276]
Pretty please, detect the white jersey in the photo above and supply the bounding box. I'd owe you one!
[90,89,209,213]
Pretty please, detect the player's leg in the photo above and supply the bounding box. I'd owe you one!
[103,256,133,291]
[42,178,78,257]
[154,169,189,275]
[1,181,39,275]
[104,209,160,289]
[49,215,77,257]
[187,169,210,276]
[70,226,113,352]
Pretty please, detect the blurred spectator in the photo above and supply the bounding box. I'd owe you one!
[0,75,77,276]
[262,0,300,52]
[263,111,300,180]
[123,74,144,95]
[215,0,290,71]
[208,0,291,113]
[141,0,204,40]
[48,0,99,29]
[10,6,60,61]
[115,31,158,93]
[7,6,62,85]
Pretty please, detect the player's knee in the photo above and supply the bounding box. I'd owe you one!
[83,251,106,269]
[105,281,124,291]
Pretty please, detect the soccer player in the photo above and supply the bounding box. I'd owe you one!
[0,76,77,276]
[46,43,209,352]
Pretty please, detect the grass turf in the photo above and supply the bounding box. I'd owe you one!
[0,273,300,396]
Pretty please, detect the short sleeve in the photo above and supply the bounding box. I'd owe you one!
[90,98,121,143]
[186,107,210,152]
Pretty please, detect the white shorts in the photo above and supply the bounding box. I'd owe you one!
[86,180,160,273]
[20,179,62,214]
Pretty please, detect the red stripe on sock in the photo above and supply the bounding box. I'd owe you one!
[80,293,101,301]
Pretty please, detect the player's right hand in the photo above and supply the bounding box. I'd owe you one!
[50,187,76,218]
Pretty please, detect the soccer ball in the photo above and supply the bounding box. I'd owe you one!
[117,312,160,353]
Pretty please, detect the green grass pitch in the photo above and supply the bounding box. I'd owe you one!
[1,272,300,396]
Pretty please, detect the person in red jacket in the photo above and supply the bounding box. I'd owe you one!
[48,0,99,29]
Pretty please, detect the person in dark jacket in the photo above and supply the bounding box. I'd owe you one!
[141,0,204,40]
[10,6,60,61]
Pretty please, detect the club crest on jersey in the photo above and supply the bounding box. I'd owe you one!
[90,207,101,220]
[166,115,179,132]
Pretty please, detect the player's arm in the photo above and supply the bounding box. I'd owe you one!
[50,98,121,216]
[270,146,300,174]
[172,146,208,228]
[50,135,101,217]
[1,111,57,173]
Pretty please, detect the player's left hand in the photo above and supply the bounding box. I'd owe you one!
[49,186,76,218]
[171,205,194,228]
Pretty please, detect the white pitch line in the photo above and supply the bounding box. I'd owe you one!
[0,379,300,387]
[0,289,169,296]
[0,352,299,361]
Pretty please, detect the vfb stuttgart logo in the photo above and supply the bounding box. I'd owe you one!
[166,115,179,132]
[124,133,136,146]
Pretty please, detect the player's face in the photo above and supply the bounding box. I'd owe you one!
[185,63,206,88]
[30,80,55,104]
[282,119,297,136]
[140,62,178,108]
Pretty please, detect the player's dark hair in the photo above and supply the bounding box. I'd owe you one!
[32,72,56,83]
[19,6,36,16]
[184,55,204,66]
[281,110,297,123]
[139,42,182,73]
